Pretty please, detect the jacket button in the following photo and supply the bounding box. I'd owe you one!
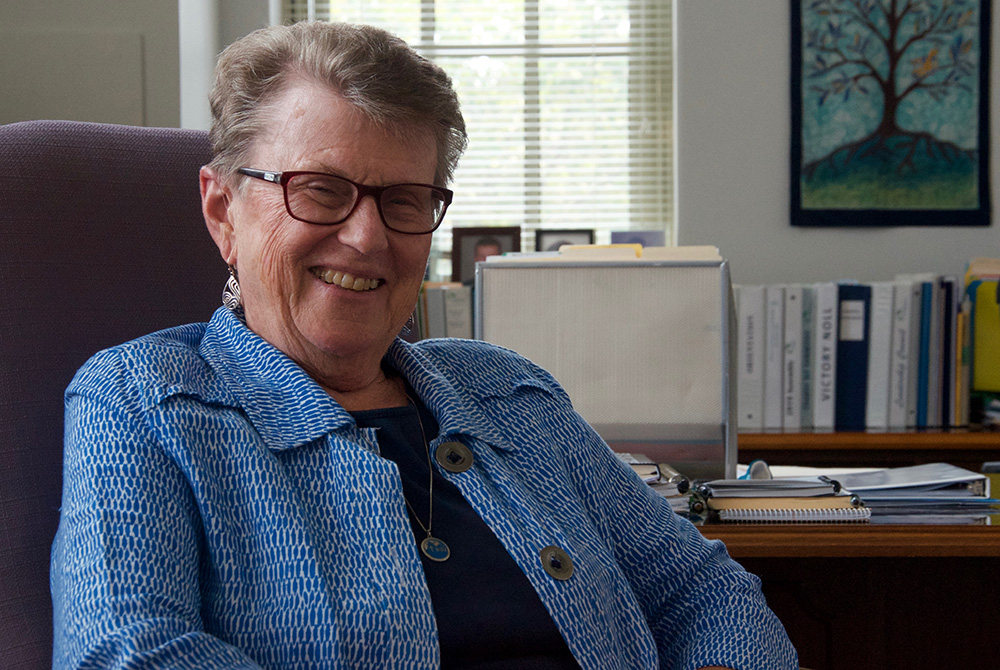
[539,545,574,581]
[435,441,474,473]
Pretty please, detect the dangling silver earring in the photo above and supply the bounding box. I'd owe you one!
[222,264,244,317]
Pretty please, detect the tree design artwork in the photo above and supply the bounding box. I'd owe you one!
[800,0,981,209]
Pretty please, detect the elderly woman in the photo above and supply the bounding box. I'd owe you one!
[50,21,796,670]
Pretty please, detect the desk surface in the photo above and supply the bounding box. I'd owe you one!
[699,520,1000,558]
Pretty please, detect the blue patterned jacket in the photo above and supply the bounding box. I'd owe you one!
[51,307,796,670]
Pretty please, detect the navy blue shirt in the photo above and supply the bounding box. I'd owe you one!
[351,396,580,669]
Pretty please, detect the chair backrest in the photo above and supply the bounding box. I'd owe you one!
[0,120,220,670]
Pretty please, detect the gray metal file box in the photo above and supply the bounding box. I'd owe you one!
[475,258,737,480]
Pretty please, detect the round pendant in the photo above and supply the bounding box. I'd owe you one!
[420,536,451,562]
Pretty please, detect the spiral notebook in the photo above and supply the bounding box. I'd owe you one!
[717,507,872,522]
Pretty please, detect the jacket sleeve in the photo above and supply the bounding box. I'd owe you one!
[571,420,796,670]
[51,349,264,670]
[506,357,798,670]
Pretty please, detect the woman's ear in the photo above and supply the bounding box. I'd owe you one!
[200,166,238,265]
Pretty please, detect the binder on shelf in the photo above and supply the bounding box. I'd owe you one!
[835,282,871,431]
[811,281,839,430]
[904,279,924,427]
[800,285,815,430]
[782,284,803,431]
[887,281,917,428]
[865,281,895,429]
[735,285,766,431]
[442,283,474,339]
[902,274,943,427]
[956,296,972,426]
[416,282,474,340]
[422,283,448,338]
[968,279,1000,392]
[763,285,785,430]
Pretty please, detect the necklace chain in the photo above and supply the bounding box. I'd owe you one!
[402,391,434,537]
[402,392,450,561]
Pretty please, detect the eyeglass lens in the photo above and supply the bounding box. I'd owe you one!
[286,173,447,233]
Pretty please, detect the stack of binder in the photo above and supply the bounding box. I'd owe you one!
[835,462,992,509]
[692,475,870,522]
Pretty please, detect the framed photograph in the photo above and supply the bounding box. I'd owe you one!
[791,0,990,227]
[451,226,521,284]
[611,230,665,247]
[535,228,595,252]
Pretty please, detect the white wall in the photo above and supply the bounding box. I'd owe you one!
[0,0,180,127]
[675,0,999,286]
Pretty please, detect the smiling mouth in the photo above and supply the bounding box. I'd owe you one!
[311,268,381,292]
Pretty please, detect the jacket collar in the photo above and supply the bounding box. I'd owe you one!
[199,307,353,452]
[198,307,545,454]
[385,338,555,454]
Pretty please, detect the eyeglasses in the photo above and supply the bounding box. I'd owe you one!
[238,168,453,235]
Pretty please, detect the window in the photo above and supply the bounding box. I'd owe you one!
[282,0,673,280]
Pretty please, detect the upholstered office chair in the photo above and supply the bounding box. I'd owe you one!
[0,120,220,669]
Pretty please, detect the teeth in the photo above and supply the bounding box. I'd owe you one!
[313,268,380,291]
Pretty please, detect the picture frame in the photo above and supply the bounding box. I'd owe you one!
[451,226,521,284]
[535,228,595,252]
[791,0,990,227]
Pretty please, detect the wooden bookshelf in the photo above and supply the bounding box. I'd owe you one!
[737,430,1000,470]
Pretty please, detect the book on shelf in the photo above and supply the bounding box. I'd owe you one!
[865,281,895,430]
[414,282,473,340]
[736,266,981,433]
[968,278,1000,392]
[888,280,918,429]
[421,283,448,339]
[800,285,815,430]
[442,283,473,339]
[763,285,785,430]
[782,284,803,431]
[939,276,960,429]
[896,273,944,428]
[811,281,838,430]
[965,258,1000,429]
[735,285,765,431]
[835,281,871,431]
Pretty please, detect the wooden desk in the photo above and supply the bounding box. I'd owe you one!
[699,520,1000,670]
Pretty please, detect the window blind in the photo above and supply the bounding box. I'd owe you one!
[282,0,673,280]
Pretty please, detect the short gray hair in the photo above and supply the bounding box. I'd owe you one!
[207,21,467,186]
